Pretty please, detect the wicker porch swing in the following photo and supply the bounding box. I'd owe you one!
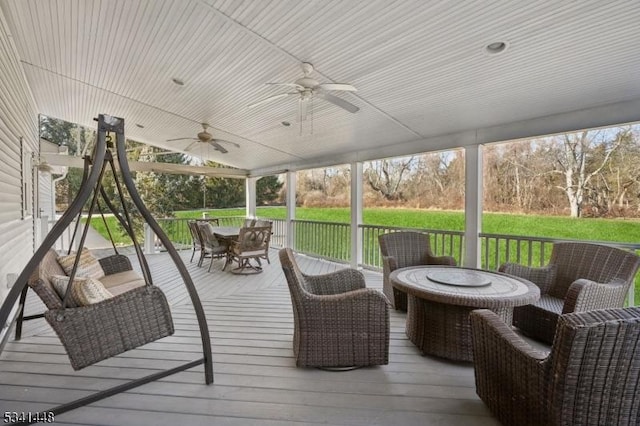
[0,115,213,424]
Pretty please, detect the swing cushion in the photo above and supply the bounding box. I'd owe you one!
[100,271,146,296]
[57,248,105,280]
[50,275,114,307]
[29,249,138,310]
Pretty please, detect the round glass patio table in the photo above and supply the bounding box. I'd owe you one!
[390,265,540,362]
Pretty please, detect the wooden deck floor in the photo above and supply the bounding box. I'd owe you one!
[0,249,499,425]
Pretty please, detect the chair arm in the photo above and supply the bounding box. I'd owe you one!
[471,309,549,364]
[499,263,556,294]
[98,254,133,275]
[426,254,456,266]
[381,255,398,273]
[303,268,366,295]
[562,278,630,314]
[302,288,390,327]
[470,309,549,425]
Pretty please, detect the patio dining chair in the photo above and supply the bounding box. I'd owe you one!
[279,248,390,368]
[225,225,272,274]
[471,307,640,426]
[500,242,640,343]
[378,231,456,310]
[197,221,230,272]
[187,220,202,264]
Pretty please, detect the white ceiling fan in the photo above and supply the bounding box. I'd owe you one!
[248,62,359,121]
[165,123,239,154]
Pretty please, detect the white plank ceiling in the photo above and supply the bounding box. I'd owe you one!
[1,0,640,173]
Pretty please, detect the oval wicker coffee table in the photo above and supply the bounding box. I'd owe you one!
[390,265,539,362]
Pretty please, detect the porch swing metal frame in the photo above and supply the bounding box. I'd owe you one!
[0,114,214,425]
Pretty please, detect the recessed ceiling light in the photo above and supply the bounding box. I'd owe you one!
[485,41,508,54]
[135,123,144,128]
[171,77,185,86]
[282,121,291,127]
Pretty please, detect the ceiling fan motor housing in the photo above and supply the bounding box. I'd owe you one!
[295,77,319,89]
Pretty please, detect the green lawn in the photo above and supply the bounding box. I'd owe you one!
[91,207,640,303]
[96,207,640,245]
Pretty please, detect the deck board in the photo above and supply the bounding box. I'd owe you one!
[0,249,498,425]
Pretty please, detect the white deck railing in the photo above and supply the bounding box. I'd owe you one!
[138,216,639,306]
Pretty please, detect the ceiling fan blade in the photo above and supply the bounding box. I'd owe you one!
[266,82,304,90]
[150,150,183,157]
[214,139,240,148]
[248,92,294,109]
[209,141,228,154]
[319,92,360,113]
[319,83,357,92]
[166,137,196,142]
[185,141,198,151]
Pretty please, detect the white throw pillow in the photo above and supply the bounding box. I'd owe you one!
[57,248,105,280]
[50,274,113,307]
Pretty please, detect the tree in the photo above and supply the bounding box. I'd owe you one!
[364,157,415,201]
[40,115,95,209]
[257,176,283,205]
[554,130,622,218]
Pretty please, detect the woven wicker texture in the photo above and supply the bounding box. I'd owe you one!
[501,242,640,344]
[98,254,133,275]
[45,286,174,370]
[279,248,390,368]
[471,307,640,426]
[378,231,455,310]
[392,266,539,361]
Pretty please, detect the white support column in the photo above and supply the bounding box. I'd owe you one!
[245,177,257,219]
[464,145,483,268]
[285,171,296,248]
[143,223,156,254]
[350,161,363,268]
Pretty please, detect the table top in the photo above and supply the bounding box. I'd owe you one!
[210,226,240,238]
[390,265,539,308]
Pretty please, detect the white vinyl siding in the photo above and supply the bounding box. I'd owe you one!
[0,7,39,302]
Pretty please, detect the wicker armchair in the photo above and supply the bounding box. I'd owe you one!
[279,248,390,368]
[471,307,640,426]
[500,242,640,343]
[378,231,456,310]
